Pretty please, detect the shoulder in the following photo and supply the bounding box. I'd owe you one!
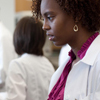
[9,54,54,71]
[8,57,28,80]
[35,56,55,73]
[9,56,27,73]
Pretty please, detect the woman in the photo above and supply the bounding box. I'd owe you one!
[0,22,18,91]
[6,16,55,100]
[32,0,100,100]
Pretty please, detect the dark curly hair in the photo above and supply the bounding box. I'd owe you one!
[31,0,100,32]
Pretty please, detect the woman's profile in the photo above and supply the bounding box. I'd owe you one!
[32,0,100,100]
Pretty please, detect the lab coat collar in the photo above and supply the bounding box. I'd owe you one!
[81,34,100,65]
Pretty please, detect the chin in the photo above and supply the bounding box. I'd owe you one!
[53,42,64,47]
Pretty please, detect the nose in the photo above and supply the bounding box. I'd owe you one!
[42,22,51,31]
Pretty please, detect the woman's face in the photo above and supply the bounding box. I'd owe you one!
[41,0,76,46]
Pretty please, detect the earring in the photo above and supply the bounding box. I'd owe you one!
[73,24,78,32]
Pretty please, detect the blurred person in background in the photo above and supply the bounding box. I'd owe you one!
[0,22,18,91]
[5,16,54,100]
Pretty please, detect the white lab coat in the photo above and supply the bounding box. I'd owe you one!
[5,53,55,100]
[59,44,71,66]
[49,34,100,100]
[0,22,17,89]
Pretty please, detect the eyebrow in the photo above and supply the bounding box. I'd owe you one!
[43,11,55,16]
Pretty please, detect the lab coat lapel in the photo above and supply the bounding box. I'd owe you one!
[48,57,70,93]
[64,61,91,100]
[82,34,100,65]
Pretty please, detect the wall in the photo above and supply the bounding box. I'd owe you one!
[15,0,32,12]
[0,0,15,33]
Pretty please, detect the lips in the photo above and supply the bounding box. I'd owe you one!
[46,33,54,41]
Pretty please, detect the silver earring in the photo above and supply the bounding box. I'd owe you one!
[73,24,78,32]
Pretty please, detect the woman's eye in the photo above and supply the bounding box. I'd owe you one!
[47,16,53,21]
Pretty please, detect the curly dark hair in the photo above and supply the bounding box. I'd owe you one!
[32,0,100,32]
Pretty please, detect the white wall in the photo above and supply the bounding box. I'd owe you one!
[0,0,15,33]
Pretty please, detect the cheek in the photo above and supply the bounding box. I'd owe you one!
[52,21,64,34]
[54,22,73,41]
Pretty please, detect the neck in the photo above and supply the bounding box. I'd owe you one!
[69,28,95,60]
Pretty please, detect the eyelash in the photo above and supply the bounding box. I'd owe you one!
[47,16,54,21]
[42,16,54,21]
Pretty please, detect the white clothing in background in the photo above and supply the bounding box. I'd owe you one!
[49,34,100,100]
[0,92,7,100]
[0,22,17,88]
[59,44,71,66]
[5,53,54,100]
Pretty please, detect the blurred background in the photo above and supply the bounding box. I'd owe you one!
[0,0,61,70]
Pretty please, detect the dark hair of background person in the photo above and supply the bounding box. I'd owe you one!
[13,16,46,56]
[31,0,100,32]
